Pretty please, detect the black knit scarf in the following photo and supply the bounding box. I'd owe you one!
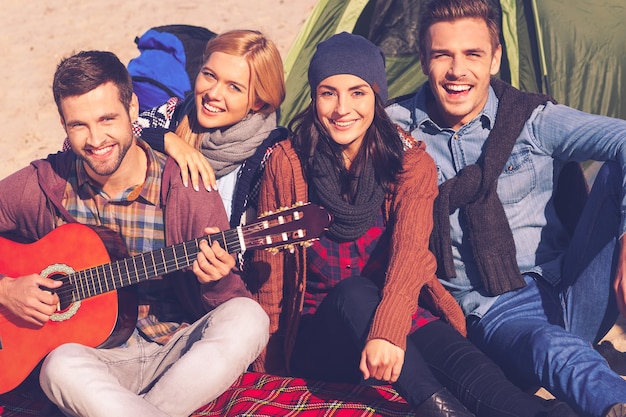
[310,151,386,242]
[431,78,555,296]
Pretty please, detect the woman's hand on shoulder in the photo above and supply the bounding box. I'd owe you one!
[360,338,405,383]
[164,132,216,192]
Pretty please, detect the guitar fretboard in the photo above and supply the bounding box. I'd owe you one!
[48,202,329,307]
[60,229,242,304]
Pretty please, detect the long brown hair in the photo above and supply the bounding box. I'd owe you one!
[289,95,404,202]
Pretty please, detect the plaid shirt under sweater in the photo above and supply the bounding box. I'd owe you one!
[304,210,438,334]
[58,140,187,344]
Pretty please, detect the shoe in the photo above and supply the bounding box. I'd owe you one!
[596,341,626,375]
[543,399,580,417]
[414,389,475,417]
[604,403,626,417]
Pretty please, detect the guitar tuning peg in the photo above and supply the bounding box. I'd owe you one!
[301,239,317,248]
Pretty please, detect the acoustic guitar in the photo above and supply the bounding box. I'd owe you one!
[0,202,330,394]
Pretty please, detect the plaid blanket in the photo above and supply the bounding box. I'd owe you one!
[0,372,414,416]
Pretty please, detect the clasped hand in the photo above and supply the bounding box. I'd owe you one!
[360,338,405,383]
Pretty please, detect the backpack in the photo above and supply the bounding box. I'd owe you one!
[127,24,217,112]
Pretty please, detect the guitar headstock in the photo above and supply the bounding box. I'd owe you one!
[242,202,331,253]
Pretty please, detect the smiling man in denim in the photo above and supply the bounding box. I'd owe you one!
[386,0,626,416]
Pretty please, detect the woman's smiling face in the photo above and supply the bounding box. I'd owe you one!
[194,51,259,129]
[315,73,375,158]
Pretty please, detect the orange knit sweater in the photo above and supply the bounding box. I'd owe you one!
[247,136,466,375]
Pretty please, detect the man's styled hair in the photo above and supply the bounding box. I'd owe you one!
[52,50,133,120]
[418,0,501,54]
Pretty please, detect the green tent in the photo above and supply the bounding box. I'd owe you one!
[280,0,626,126]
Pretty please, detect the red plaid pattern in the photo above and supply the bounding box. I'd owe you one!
[0,372,414,417]
[304,211,386,316]
[190,372,414,416]
[305,210,438,332]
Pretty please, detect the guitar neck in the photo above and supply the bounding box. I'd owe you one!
[62,202,330,305]
[68,229,241,303]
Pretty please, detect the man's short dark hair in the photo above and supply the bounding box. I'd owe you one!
[52,50,133,119]
[418,0,501,55]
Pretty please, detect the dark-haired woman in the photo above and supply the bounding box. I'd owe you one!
[246,32,577,417]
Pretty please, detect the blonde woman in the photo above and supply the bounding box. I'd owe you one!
[136,29,287,227]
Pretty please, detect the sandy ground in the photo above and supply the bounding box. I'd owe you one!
[0,0,317,180]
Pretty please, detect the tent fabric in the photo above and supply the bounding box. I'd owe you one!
[280,0,626,126]
[282,0,371,125]
[532,0,625,118]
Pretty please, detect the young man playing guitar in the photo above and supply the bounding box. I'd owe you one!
[0,50,269,417]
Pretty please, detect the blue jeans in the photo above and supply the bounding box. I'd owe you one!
[467,161,626,417]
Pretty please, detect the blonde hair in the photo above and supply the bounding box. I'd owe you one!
[176,29,286,147]
[203,29,285,115]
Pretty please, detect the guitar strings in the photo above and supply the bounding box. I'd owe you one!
[49,228,245,302]
[0,208,308,318]
[44,219,280,302]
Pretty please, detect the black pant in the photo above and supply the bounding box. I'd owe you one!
[290,276,551,417]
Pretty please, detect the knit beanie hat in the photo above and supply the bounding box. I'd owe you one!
[308,32,388,103]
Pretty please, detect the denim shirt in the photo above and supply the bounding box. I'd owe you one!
[386,84,626,318]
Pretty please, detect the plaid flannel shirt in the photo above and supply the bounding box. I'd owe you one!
[59,141,187,344]
[304,210,437,334]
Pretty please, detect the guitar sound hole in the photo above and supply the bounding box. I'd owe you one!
[48,273,73,311]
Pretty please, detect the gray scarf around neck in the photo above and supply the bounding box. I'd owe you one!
[199,112,277,178]
[310,151,386,242]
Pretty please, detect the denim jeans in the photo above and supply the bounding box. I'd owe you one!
[467,161,626,417]
[292,276,560,416]
[40,297,269,417]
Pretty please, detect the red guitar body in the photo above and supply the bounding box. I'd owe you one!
[0,224,137,394]
[0,202,331,394]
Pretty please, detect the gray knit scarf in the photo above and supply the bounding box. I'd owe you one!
[310,151,386,242]
[198,112,277,178]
